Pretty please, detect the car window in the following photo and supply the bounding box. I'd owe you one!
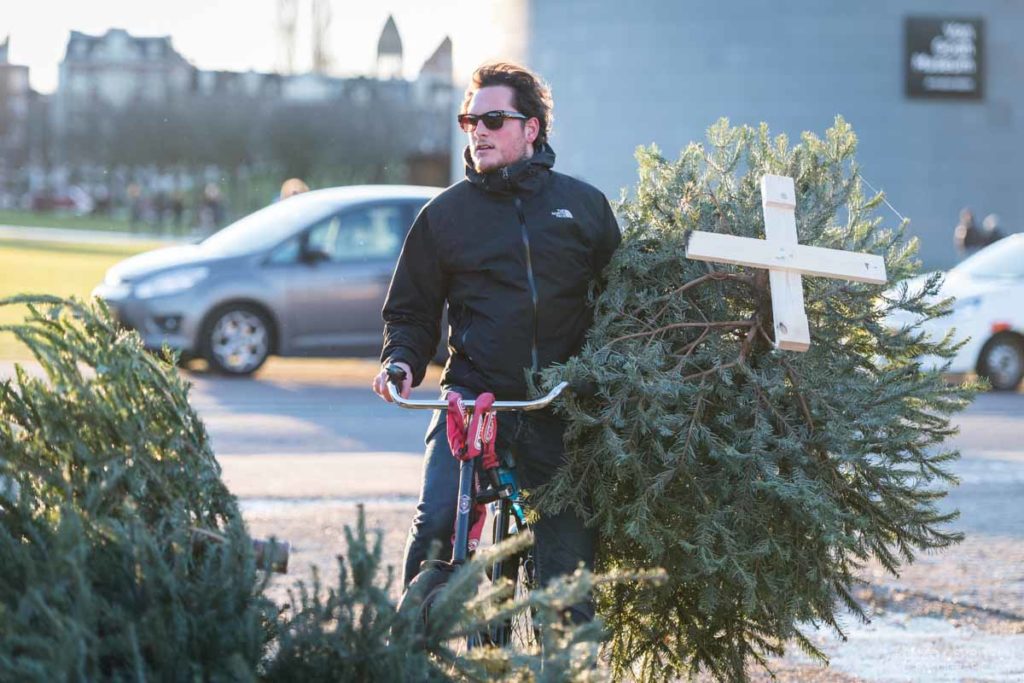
[199,195,338,257]
[954,235,1024,279]
[307,203,405,263]
[267,234,301,264]
[307,214,342,258]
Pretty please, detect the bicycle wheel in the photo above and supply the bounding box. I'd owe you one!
[488,500,539,649]
[396,560,477,658]
[396,561,451,633]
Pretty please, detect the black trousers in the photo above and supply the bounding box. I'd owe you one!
[401,389,595,621]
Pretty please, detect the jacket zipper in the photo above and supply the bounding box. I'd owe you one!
[514,196,540,373]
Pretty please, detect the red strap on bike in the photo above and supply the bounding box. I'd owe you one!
[444,391,498,553]
[466,393,498,470]
[480,413,499,471]
[446,391,498,468]
[446,392,469,459]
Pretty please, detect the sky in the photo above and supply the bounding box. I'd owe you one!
[1,0,518,93]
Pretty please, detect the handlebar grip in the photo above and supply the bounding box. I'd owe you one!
[385,363,408,386]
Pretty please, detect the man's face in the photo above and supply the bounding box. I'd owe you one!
[465,85,538,174]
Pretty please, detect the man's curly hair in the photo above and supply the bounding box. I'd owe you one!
[461,62,554,150]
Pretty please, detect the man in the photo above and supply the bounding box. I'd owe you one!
[371,62,620,620]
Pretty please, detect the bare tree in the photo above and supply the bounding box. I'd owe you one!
[311,0,333,74]
[277,0,300,75]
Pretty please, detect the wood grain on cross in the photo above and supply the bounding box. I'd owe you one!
[685,174,887,352]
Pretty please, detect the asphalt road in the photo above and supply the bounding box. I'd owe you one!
[187,362,433,501]
[941,391,1024,540]
[190,364,429,458]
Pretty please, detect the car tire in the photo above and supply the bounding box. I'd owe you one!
[200,304,274,376]
[978,333,1024,392]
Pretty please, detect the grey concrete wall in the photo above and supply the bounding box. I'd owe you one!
[524,1,1024,269]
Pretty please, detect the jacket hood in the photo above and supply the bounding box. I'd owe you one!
[464,143,556,195]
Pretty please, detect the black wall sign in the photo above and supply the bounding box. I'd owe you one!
[905,17,984,100]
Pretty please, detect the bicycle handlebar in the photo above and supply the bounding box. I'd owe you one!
[385,364,568,411]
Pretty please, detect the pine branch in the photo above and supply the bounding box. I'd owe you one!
[605,320,755,348]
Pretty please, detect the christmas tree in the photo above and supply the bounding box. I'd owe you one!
[0,295,274,679]
[537,118,976,680]
[0,296,655,680]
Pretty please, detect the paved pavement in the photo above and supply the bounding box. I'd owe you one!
[3,357,1022,680]
[0,224,184,246]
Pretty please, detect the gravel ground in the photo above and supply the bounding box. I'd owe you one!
[243,500,415,608]
[241,499,1024,682]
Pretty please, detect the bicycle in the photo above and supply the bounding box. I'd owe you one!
[385,364,569,649]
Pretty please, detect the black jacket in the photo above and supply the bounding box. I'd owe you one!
[381,144,621,399]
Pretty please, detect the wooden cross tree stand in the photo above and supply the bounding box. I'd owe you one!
[686,174,888,352]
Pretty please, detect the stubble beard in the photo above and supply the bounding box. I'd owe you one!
[472,142,534,175]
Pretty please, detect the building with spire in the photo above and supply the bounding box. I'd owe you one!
[376,15,404,80]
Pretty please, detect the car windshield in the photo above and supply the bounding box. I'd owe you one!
[953,235,1024,280]
[199,196,340,257]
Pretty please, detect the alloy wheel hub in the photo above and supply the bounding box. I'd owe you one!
[211,311,268,373]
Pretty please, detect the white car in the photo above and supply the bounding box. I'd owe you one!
[886,233,1024,391]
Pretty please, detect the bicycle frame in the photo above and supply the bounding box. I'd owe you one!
[387,369,566,648]
[386,378,567,566]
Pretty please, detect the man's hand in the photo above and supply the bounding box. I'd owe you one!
[372,361,412,403]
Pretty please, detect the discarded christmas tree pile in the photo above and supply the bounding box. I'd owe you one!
[0,296,649,681]
[538,118,977,681]
[0,295,274,679]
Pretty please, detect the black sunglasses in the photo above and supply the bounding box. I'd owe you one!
[457,110,528,132]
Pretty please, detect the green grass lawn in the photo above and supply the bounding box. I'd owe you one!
[0,208,138,232]
[0,239,162,360]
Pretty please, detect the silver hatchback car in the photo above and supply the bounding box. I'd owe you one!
[92,185,442,375]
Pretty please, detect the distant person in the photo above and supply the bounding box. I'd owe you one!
[279,178,309,200]
[127,183,144,232]
[92,186,112,216]
[981,213,1004,248]
[152,190,167,232]
[954,207,984,257]
[200,183,225,232]
[170,190,186,232]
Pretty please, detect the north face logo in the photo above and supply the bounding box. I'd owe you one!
[551,209,573,219]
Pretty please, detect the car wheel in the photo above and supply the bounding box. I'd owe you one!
[201,304,273,376]
[978,334,1024,392]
